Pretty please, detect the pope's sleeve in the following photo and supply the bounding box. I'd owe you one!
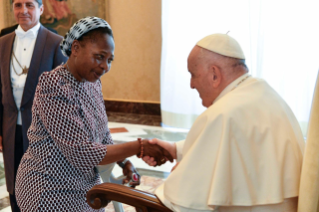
[34,73,107,174]
[175,140,185,162]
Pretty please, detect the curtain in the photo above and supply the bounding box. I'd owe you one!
[160,0,319,136]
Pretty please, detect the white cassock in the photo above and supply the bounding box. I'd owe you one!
[156,74,305,212]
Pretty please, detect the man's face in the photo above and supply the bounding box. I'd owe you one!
[187,46,218,108]
[13,0,44,31]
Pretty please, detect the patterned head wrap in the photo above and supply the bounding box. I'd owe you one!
[60,16,112,57]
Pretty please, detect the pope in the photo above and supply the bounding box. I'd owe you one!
[144,33,305,212]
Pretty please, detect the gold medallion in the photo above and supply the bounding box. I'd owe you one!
[22,66,29,75]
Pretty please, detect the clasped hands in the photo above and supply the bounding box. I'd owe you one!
[137,138,174,166]
[138,138,176,167]
[119,138,174,187]
[120,138,176,187]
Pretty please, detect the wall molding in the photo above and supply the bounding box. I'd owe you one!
[104,100,160,116]
[104,98,160,104]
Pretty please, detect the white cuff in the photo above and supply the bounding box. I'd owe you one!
[175,140,185,162]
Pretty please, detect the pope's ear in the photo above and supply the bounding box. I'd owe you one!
[210,65,222,88]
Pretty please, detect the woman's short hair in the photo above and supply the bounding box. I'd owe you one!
[60,17,112,57]
[65,27,113,57]
[77,27,113,44]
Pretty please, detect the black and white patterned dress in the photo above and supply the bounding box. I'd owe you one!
[15,66,113,211]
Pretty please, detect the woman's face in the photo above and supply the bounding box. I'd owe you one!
[73,33,115,82]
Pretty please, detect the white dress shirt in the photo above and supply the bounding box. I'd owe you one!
[11,23,40,125]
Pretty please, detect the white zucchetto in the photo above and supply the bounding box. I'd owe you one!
[196,33,245,59]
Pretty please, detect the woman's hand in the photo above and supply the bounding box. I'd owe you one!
[121,160,140,188]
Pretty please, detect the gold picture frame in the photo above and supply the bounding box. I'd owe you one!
[3,0,109,36]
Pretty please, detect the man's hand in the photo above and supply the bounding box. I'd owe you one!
[121,160,140,188]
[143,138,177,166]
[142,138,174,166]
[0,136,3,152]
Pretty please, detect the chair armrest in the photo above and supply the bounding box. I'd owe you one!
[87,182,173,212]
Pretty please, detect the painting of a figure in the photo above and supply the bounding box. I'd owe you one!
[4,0,106,36]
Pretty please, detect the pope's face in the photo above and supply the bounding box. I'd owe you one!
[73,33,115,82]
[188,46,217,107]
[13,0,43,32]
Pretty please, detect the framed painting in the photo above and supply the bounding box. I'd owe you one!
[3,0,109,36]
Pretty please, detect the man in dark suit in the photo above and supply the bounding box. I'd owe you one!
[0,0,67,211]
[0,23,58,37]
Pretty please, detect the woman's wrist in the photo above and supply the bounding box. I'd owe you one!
[117,158,129,168]
[136,138,144,158]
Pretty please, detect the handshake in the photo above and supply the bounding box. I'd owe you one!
[117,138,178,187]
[137,138,177,166]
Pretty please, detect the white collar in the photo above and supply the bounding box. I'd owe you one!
[213,73,250,104]
[15,22,41,38]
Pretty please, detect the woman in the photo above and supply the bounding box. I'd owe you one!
[15,17,172,212]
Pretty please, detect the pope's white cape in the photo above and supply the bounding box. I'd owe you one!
[156,77,305,210]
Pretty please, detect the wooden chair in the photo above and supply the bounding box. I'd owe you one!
[96,163,125,212]
[87,182,173,212]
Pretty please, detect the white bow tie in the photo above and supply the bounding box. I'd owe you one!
[15,29,36,39]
